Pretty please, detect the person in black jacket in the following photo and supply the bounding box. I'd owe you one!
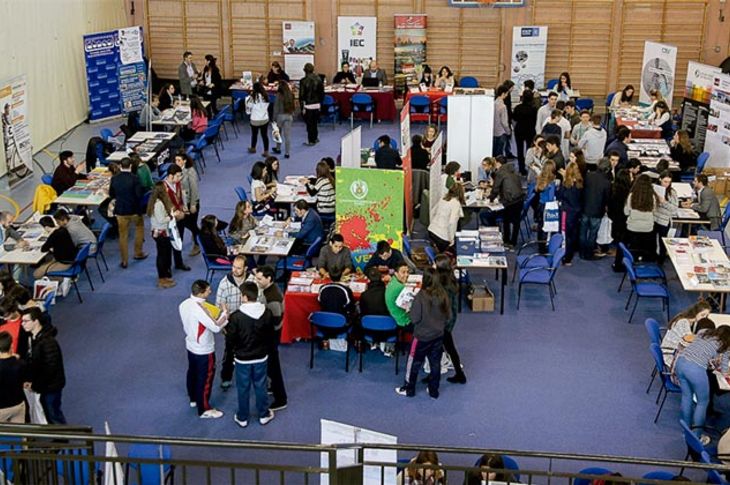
[33,216,77,280]
[21,307,66,424]
[254,266,287,411]
[579,158,612,260]
[410,135,430,171]
[480,157,525,247]
[226,282,275,427]
[364,241,406,272]
[604,126,631,168]
[318,266,357,324]
[512,91,538,175]
[360,267,390,317]
[557,161,583,265]
[299,63,324,146]
[374,135,403,170]
[109,157,148,268]
[607,169,632,270]
[200,55,223,113]
[0,331,28,423]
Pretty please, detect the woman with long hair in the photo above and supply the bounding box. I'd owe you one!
[649,101,672,140]
[250,161,277,216]
[229,200,257,242]
[263,156,280,189]
[247,82,270,156]
[525,135,546,186]
[435,66,454,90]
[422,125,438,151]
[569,147,587,179]
[266,61,290,84]
[174,151,201,256]
[465,454,516,485]
[158,83,176,111]
[611,84,635,109]
[624,173,659,261]
[305,160,336,216]
[181,96,208,141]
[661,299,713,366]
[534,160,557,251]
[434,254,466,384]
[198,214,230,262]
[201,54,222,113]
[557,71,574,101]
[273,81,295,158]
[428,183,465,253]
[670,130,697,172]
[654,170,678,263]
[608,168,632,269]
[147,182,181,288]
[419,65,434,88]
[558,161,583,265]
[397,451,444,485]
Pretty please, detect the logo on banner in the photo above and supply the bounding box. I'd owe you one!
[350,22,365,46]
[521,27,539,37]
[350,179,369,200]
[84,34,118,54]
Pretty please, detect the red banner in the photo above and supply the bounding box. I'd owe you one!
[401,103,413,234]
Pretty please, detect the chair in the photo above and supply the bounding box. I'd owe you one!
[126,443,175,485]
[623,260,670,323]
[573,467,614,485]
[43,290,55,315]
[617,242,666,292]
[234,186,248,202]
[359,315,400,374]
[222,100,240,137]
[41,173,53,185]
[518,192,537,243]
[701,451,729,485]
[321,94,340,129]
[46,243,94,303]
[371,137,398,151]
[682,151,711,182]
[95,142,109,167]
[649,343,681,423]
[409,95,431,123]
[187,135,209,175]
[641,471,676,483]
[424,246,436,265]
[459,76,479,88]
[275,237,323,279]
[0,436,22,483]
[546,79,559,90]
[517,247,565,311]
[513,232,564,283]
[202,121,223,160]
[309,311,352,371]
[436,96,448,129]
[699,203,730,247]
[213,105,232,140]
[88,222,112,282]
[55,448,93,485]
[196,235,231,282]
[575,98,594,112]
[644,318,663,393]
[680,419,718,462]
[501,455,521,482]
[351,93,374,129]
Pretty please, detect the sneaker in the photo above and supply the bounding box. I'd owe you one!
[200,409,224,419]
[189,245,201,257]
[270,401,288,411]
[189,401,197,408]
[259,410,275,425]
[220,380,232,391]
[395,386,413,397]
[247,147,256,153]
[234,415,248,428]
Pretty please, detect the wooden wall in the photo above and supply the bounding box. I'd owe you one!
[135,0,730,105]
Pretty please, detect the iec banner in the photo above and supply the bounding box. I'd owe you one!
[335,167,404,269]
[394,15,427,84]
[0,75,33,188]
[704,73,730,168]
[338,17,377,76]
[681,62,722,152]
[511,26,548,90]
[640,41,677,108]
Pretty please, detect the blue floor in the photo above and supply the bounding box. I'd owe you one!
[24,115,699,465]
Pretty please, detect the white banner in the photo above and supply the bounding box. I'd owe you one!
[400,103,410,157]
[511,26,548,91]
[282,21,315,54]
[447,94,494,176]
[118,26,143,65]
[0,75,33,189]
[704,73,730,168]
[284,54,314,81]
[430,131,444,216]
[340,126,361,169]
[640,41,677,108]
[338,16,377,75]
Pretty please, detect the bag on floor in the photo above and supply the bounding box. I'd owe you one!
[328,338,348,352]
[596,215,613,245]
[542,200,560,233]
[168,219,183,251]
[33,277,59,305]
[59,278,72,298]
[23,389,47,424]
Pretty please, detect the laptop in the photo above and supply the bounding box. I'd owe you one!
[361,77,380,88]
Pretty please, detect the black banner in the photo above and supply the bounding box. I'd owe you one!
[680,97,710,153]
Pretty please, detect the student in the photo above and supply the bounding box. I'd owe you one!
[179,280,228,419]
[428,183,465,253]
[273,81,295,158]
[318,265,357,324]
[226,282,275,427]
[333,62,356,84]
[360,266,390,317]
[611,84,635,109]
[158,83,176,111]
[318,234,354,278]
[139,94,162,127]
[147,182,182,288]
[578,114,608,168]
[300,63,325,146]
[0,331,27,423]
[569,148,587,179]
[410,135,430,171]
[365,241,405,272]
[492,85,511,158]
[670,130,697,173]
[51,150,84,196]
[201,54,223,113]
[397,451,444,485]
[262,156,279,188]
[607,169,632,269]
[385,262,411,329]
[163,164,191,271]
[198,215,230,262]
[53,209,96,251]
[661,300,712,366]
[250,161,277,216]
[544,135,565,173]
[558,161,583,265]
[215,255,248,390]
[396,268,449,399]
[0,301,23,355]
[525,135,546,185]
[422,125,438,151]
[563,100,580,127]
[109,157,147,268]
[374,135,402,170]
[535,91,558,133]
[683,174,721,230]
[654,171,678,262]
[434,255,465,384]
[442,161,461,191]
[624,174,658,261]
[174,152,201,257]
[513,90,538,175]
[130,154,154,192]
[419,65,434,87]
[435,66,454,90]
[541,109,563,138]
[605,126,631,167]
[556,71,574,101]
[579,158,612,260]
[571,109,592,146]
[247,82,270,156]
[33,216,76,280]
[305,160,336,216]
[290,199,324,254]
[533,161,557,252]
[229,200,257,243]
[481,156,524,248]
[254,265,287,411]
[184,96,207,141]
[466,454,516,485]
[648,100,672,140]
[266,61,290,84]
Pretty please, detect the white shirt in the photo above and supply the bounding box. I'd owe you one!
[179,295,226,355]
[535,104,553,133]
[428,198,464,244]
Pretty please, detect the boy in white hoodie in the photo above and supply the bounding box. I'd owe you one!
[225,282,275,428]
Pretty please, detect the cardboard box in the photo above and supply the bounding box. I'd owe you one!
[704,168,730,197]
[469,284,494,312]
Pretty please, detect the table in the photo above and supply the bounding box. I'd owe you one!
[454,228,508,315]
[157,106,192,126]
[325,87,397,122]
[617,116,662,139]
[53,167,111,207]
[107,131,175,163]
[538,89,581,99]
[234,233,294,257]
[0,215,48,266]
[276,176,316,205]
[464,188,504,211]
[663,237,730,309]
[627,139,676,170]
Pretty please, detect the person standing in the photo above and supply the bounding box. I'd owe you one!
[624,174,658,262]
[579,158,612,260]
[434,255,466,384]
[512,91,538,176]
[246,82,271,157]
[174,152,201,257]
[578,114,608,169]
[299,63,325,147]
[178,51,198,98]
[147,182,180,288]
[385,262,412,330]
[179,280,228,419]
[492,85,511,158]
[428,183,465,253]
[0,331,27,423]
[273,81,295,158]
[21,308,66,424]
[654,171,678,263]
[109,157,147,269]
[255,265,287,410]
[215,255,248,390]
[535,91,558,133]
[201,55,222,113]
[163,165,191,271]
[557,161,583,265]
[484,157,524,248]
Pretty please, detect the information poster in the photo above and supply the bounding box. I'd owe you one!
[681,61,721,152]
[394,15,426,84]
[640,41,677,108]
[0,75,33,188]
[284,54,314,82]
[282,21,315,54]
[511,26,548,90]
[335,167,404,269]
[118,26,143,65]
[705,73,730,168]
[400,103,413,232]
[338,16,377,76]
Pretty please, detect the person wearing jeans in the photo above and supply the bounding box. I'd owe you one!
[492,85,511,158]
[147,182,180,289]
[273,81,295,158]
[579,158,611,260]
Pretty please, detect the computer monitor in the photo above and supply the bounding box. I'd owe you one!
[361,77,380,88]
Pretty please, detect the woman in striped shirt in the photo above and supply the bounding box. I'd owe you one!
[306,160,336,216]
[674,326,730,443]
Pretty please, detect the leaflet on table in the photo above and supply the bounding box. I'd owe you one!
[676,208,700,220]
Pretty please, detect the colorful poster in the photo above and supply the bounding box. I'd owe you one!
[335,167,404,269]
[0,75,33,188]
[118,26,143,65]
[681,62,722,152]
[704,73,730,168]
[400,104,413,232]
[511,26,548,90]
[394,15,427,84]
[282,21,315,54]
[338,16,377,75]
[640,41,677,108]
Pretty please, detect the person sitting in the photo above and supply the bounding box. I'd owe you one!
[53,209,96,252]
[318,266,356,322]
[229,201,257,243]
[410,135,430,171]
[266,61,290,84]
[250,161,277,216]
[384,261,411,329]
[158,83,177,111]
[435,66,454,90]
[290,199,323,254]
[605,125,631,167]
[442,161,461,191]
[333,62,356,84]
[683,174,721,230]
[465,454,516,485]
[661,300,713,366]
[670,130,697,173]
[318,234,354,278]
[419,65,434,88]
[365,241,405,272]
[611,84,635,110]
[139,94,162,127]
[428,183,465,253]
[182,96,208,141]
[374,135,402,170]
[360,266,389,317]
[362,59,387,85]
[33,216,77,280]
[198,214,230,262]
[51,150,85,196]
[0,211,28,250]
[396,451,444,485]
[648,101,672,140]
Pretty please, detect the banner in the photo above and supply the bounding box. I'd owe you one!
[338,16,377,76]
[400,104,413,232]
[284,54,314,82]
[705,73,730,168]
[283,21,315,81]
[340,126,361,169]
[429,131,444,216]
[640,41,677,108]
[0,75,33,188]
[394,15,427,84]
[336,167,404,269]
[511,26,548,90]
[681,61,722,152]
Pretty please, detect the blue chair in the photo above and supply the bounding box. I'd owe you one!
[213,105,232,140]
[436,96,448,129]
[459,76,479,88]
[644,317,663,393]
[371,137,398,151]
[321,95,340,129]
[546,79,559,90]
[231,90,248,121]
[234,186,248,202]
[55,447,93,485]
[100,128,114,141]
[513,233,563,283]
[41,173,54,185]
[518,191,537,243]
[46,243,94,303]
[424,246,436,265]
[157,162,172,181]
[682,151,711,182]
[573,467,614,485]
[126,443,175,485]
[359,315,400,374]
[641,471,676,484]
[196,235,231,282]
[309,311,352,372]
[649,343,680,423]
[402,234,432,261]
[701,451,729,485]
[223,100,241,137]
[203,120,223,159]
[187,136,209,175]
[351,93,374,129]
[276,237,323,278]
[501,455,520,482]
[517,247,565,311]
[575,98,594,112]
[0,436,22,483]
[89,222,112,282]
[680,419,718,462]
[617,242,666,292]
[43,290,55,315]
[623,259,670,323]
[409,95,431,123]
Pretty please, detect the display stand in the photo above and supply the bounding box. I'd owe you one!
[446,94,494,176]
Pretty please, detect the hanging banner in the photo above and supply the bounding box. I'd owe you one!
[394,15,427,84]
[0,75,33,188]
[681,61,722,153]
[511,26,548,91]
[338,16,377,76]
[640,41,677,108]
[282,21,315,54]
[704,73,730,168]
[336,167,404,269]
[400,104,413,232]
[429,131,444,217]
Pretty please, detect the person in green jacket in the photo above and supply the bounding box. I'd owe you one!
[131,154,154,191]
[385,261,411,328]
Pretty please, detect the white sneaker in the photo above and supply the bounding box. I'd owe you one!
[189,402,197,408]
[200,409,224,419]
[234,415,248,428]
[259,410,275,425]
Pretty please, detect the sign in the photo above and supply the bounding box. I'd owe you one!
[640,41,677,108]
[338,16,377,76]
[282,21,315,54]
[0,75,33,188]
[429,131,444,216]
[704,73,730,168]
[394,15,427,84]
[400,103,413,232]
[681,61,722,152]
[340,126,361,169]
[511,26,548,90]
[284,54,314,82]
[118,26,143,65]
[336,167,404,269]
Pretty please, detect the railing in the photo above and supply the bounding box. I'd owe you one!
[1,424,729,485]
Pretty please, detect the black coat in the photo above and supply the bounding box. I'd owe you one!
[513,102,538,138]
[226,307,273,361]
[359,281,389,317]
[375,146,403,170]
[28,325,65,394]
[109,172,145,216]
[490,164,524,207]
[582,171,611,218]
[299,73,324,106]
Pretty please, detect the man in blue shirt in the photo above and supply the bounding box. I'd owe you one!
[290,199,323,254]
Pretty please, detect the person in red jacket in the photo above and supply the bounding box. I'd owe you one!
[163,165,191,271]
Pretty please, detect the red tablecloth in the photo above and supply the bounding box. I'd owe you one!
[326,89,397,122]
[280,292,323,344]
[616,117,661,139]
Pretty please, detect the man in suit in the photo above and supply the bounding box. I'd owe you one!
[363,59,387,85]
[684,174,722,230]
[290,199,323,254]
[178,51,198,98]
[374,135,402,170]
[109,157,147,268]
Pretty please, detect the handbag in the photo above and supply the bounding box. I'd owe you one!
[271,121,282,144]
[33,277,59,305]
[596,215,613,245]
[23,389,48,424]
[542,200,560,233]
[168,218,183,251]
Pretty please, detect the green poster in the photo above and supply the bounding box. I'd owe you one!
[335,167,404,269]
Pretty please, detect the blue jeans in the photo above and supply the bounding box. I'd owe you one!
[40,391,67,424]
[579,215,602,259]
[675,356,710,433]
[235,360,270,421]
[493,134,510,158]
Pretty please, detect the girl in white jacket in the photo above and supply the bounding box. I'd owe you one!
[428,183,465,253]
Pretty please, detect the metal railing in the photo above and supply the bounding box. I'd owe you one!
[1,424,729,485]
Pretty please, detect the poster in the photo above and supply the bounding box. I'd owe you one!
[282,21,315,54]
[335,167,404,269]
[118,26,143,65]
[400,103,413,232]
[284,54,314,82]
[394,15,427,84]
[511,26,548,90]
[640,41,677,108]
[429,131,444,216]
[338,16,377,76]
[681,61,721,152]
[340,126,361,169]
[0,75,33,188]
[704,73,730,168]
